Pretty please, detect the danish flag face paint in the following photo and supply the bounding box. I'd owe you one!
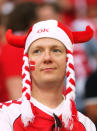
[29,61,36,71]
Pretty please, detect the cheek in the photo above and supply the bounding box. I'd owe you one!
[59,58,67,71]
[60,63,66,72]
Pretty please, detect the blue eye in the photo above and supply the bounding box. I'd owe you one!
[53,49,61,53]
[33,49,40,54]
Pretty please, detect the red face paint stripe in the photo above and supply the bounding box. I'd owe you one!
[30,66,35,71]
[29,61,35,71]
[29,61,35,65]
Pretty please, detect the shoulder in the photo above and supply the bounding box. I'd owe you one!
[77,111,96,131]
[0,99,22,126]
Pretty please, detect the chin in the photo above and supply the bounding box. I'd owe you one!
[41,76,60,83]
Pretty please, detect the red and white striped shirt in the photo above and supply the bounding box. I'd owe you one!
[0,97,96,131]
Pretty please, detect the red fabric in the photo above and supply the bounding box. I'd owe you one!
[67,71,70,77]
[25,93,31,100]
[86,0,97,6]
[1,43,24,77]
[0,63,8,102]
[72,26,93,43]
[69,78,75,86]
[22,87,27,93]
[61,12,76,27]
[0,42,24,102]
[22,73,26,79]
[58,22,74,43]
[0,45,8,102]
[64,87,72,96]
[14,104,86,131]
[69,63,74,70]
[6,30,26,48]
[73,45,93,78]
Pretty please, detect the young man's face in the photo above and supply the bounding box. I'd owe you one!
[28,38,67,87]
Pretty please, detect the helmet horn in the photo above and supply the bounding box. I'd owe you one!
[6,29,26,48]
[72,26,94,43]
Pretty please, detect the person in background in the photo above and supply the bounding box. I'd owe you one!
[0,0,15,102]
[0,1,38,100]
[84,1,97,129]
[84,69,97,129]
[70,0,97,113]
[56,0,76,26]
[35,2,64,24]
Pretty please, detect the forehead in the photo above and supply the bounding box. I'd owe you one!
[29,38,66,49]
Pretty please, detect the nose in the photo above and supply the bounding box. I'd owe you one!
[43,50,52,64]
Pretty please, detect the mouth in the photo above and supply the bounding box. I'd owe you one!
[40,67,56,72]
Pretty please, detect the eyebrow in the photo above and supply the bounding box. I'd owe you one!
[51,45,65,49]
[31,44,65,50]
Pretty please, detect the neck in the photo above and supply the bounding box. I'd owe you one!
[31,82,64,108]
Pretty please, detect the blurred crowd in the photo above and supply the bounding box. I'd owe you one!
[0,0,97,128]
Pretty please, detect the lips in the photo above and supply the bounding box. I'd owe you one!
[40,67,56,71]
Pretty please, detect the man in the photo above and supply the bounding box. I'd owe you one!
[0,1,38,100]
[35,2,63,23]
[0,20,96,130]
